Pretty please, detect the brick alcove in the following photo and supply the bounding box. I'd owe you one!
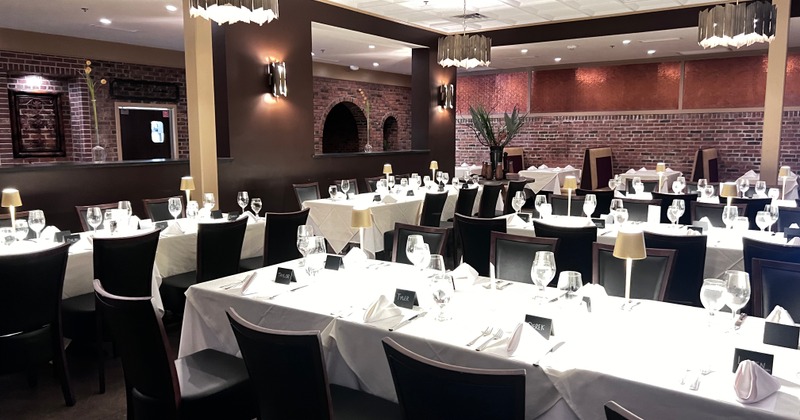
[382,114,399,151]
[321,101,368,153]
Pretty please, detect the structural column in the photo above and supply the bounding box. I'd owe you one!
[760,0,791,183]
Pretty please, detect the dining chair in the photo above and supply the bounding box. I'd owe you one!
[604,401,643,420]
[731,197,773,230]
[751,259,800,319]
[533,221,596,283]
[652,192,697,225]
[490,232,559,284]
[334,178,360,195]
[778,206,800,231]
[390,223,448,265]
[364,176,384,193]
[620,198,661,222]
[94,281,256,420]
[293,182,321,210]
[551,195,587,217]
[142,196,185,221]
[580,147,614,190]
[419,191,449,227]
[161,217,248,316]
[454,213,506,277]
[504,147,524,174]
[690,202,747,228]
[477,183,504,218]
[0,243,74,407]
[577,188,613,218]
[742,237,800,278]
[690,148,719,182]
[592,243,676,301]
[643,231,707,307]
[226,309,401,420]
[503,180,529,215]
[240,208,309,271]
[448,187,479,222]
[61,228,161,394]
[382,337,525,420]
[75,202,119,231]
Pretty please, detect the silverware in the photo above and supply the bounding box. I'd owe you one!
[220,279,245,290]
[466,326,493,346]
[266,284,308,300]
[389,311,427,331]
[547,292,566,303]
[476,329,504,351]
[734,312,747,330]
[547,341,565,355]
[497,281,514,290]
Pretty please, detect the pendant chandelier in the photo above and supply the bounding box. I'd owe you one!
[698,1,776,49]
[189,0,279,26]
[437,0,491,69]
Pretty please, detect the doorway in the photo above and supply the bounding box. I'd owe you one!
[115,104,177,161]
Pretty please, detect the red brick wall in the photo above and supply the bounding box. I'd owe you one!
[455,71,528,115]
[313,77,411,154]
[0,50,188,165]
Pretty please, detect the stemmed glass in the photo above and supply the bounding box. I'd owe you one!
[86,207,103,233]
[632,177,644,195]
[583,194,597,218]
[186,201,199,219]
[697,179,708,196]
[722,206,738,229]
[168,197,182,220]
[118,201,132,228]
[400,178,409,189]
[203,193,216,211]
[669,199,685,226]
[250,198,262,217]
[675,176,686,194]
[534,195,548,219]
[512,191,526,214]
[704,185,715,199]
[723,270,751,331]
[328,185,338,199]
[237,191,249,214]
[435,171,443,185]
[765,204,779,233]
[755,211,771,232]
[427,255,452,321]
[441,172,449,185]
[557,271,582,300]
[610,198,624,222]
[614,208,629,226]
[387,176,396,192]
[406,236,430,271]
[14,220,29,241]
[538,203,552,219]
[737,178,750,198]
[297,225,314,267]
[103,210,117,234]
[768,188,780,202]
[531,251,556,302]
[305,236,327,276]
[667,205,679,226]
[755,180,767,197]
[700,278,726,325]
[340,180,350,199]
[28,210,46,240]
[608,178,617,191]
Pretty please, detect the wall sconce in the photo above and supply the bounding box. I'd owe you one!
[438,84,454,109]
[266,61,287,98]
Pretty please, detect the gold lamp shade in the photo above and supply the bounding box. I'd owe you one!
[656,162,666,173]
[1,188,21,208]
[719,182,738,198]
[613,229,646,260]
[779,166,791,178]
[351,207,372,228]
[429,160,439,170]
[563,176,578,190]
[180,176,196,191]
[383,164,393,175]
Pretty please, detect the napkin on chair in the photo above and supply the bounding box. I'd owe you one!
[363,295,403,323]
[626,169,636,174]
[734,360,781,404]
[451,263,479,289]
[539,164,549,169]
[240,271,260,295]
[766,305,795,325]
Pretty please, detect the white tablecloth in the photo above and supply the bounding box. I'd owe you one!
[518,167,581,193]
[619,169,683,193]
[455,164,482,180]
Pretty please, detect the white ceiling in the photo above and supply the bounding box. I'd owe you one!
[0,0,796,76]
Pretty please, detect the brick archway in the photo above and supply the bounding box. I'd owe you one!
[321,100,368,153]
[381,114,399,151]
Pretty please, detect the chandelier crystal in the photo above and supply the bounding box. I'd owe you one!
[437,0,491,69]
[189,0,279,25]
[698,1,776,49]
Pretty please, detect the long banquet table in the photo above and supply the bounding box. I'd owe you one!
[179,259,800,420]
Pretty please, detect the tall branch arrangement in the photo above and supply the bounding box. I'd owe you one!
[467,104,526,148]
[80,60,106,145]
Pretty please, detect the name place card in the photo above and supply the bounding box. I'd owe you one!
[373,194,382,202]
[525,314,554,339]
[274,267,296,285]
[763,322,800,350]
[54,230,72,243]
[394,288,418,309]
[155,221,169,230]
[591,218,605,229]
[211,210,223,219]
[732,348,774,374]
[227,212,240,221]
[407,190,415,196]
[518,213,531,223]
[325,255,343,270]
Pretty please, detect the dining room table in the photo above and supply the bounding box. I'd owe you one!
[618,168,683,193]
[517,166,581,194]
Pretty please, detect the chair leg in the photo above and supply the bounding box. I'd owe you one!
[52,331,76,406]
[96,304,106,394]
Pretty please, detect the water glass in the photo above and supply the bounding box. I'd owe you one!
[610,198,624,215]
[755,211,770,231]
[583,194,597,217]
[328,185,338,199]
[441,172,449,185]
[704,185,715,199]
[557,271,582,299]
[676,176,686,194]
[14,219,29,241]
[608,178,617,191]
[614,208,629,225]
[305,236,327,276]
[755,180,767,197]
[512,191,526,214]
[340,180,351,198]
[427,255,452,321]
[736,178,750,198]
[1,227,14,246]
[186,201,200,219]
[203,193,216,210]
[407,241,430,271]
[103,210,118,235]
[531,251,556,301]
[118,200,133,228]
[452,177,460,189]
[768,188,780,201]
[723,270,751,328]
[86,207,103,232]
[534,195,548,218]
[700,278,726,323]
[28,210,46,240]
[765,204,779,232]
[250,198,262,217]
[387,176,395,190]
[400,178,408,188]
[721,206,738,229]
[632,177,644,194]
[667,206,679,225]
[297,225,314,267]
[538,203,552,219]
[168,197,182,220]
[237,191,249,213]
[697,179,708,194]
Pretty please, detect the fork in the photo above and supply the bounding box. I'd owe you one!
[466,326,493,346]
[476,329,504,351]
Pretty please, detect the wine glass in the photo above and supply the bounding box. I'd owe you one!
[407,241,430,271]
[512,191,526,214]
[86,207,103,233]
[538,203,552,219]
[755,180,767,197]
[704,185,715,199]
[305,236,327,276]
[118,200,132,228]
[203,193,216,210]
[28,210,46,240]
[614,208,629,226]
[14,219,29,241]
[755,211,771,232]
[768,188,780,201]
[676,176,686,194]
[435,171,443,185]
[610,198,624,216]
[237,191,249,213]
[423,176,432,189]
[427,255,452,321]
[531,251,556,302]
[168,197,182,220]
[608,178,617,191]
[387,176,396,191]
[340,180,350,199]
[672,199,685,224]
[722,206,738,229]
[400,178,408,189]
[765,204,779,233]
[297,225,314,267]
[1,228,13,246]
[697,179,708,194]
[534,195,548,219]
[250,198,262,217]
[583,194,597,218]
[328,185,338,199]
[632,177,644,195]
[700,278,726,324]
[557,271,582,300]
[103,210,118,234]
[441,172,449,185]
[723,270,751,329]
[667,205,679,226]
[186,201,199,219]
[737,178,750,198]
[452,177,460,189]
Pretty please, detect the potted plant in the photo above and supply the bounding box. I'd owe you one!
[467,104,526,180]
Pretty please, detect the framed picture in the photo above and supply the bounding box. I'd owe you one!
[9,91,66,158]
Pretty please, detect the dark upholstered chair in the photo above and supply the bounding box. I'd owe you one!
[620,198,661,222]
[605,401,643,420]
[690,202,747,228]
[503,181,529,215]
[752,259,800,319]
[364,176,384,193]
[477,183,504,218]
[533,221,596,283]
[577,188,613,218]
[490,232,559,284]
[94,281,256,420]
[743,237,800,278]
[62,229,161,393]
[450,187,479,221]
[454,214,506,277]
[293,182,320,209]
[778,206,800,232]
[690,148,719,182]
[420,192,449,227]
[643,231,707,307]
[592,243,676,301]
[227,309,401,420]
[732,197,773,230]
[390,223,448,265]
[551,195,586,217]
[0,243,74,407]
[142,196,185,221]
[382,338,525,420]
[240,208,309,271]
[652,192,697,225]
[580,147,614,190]
[75,202,119,231]
[161,218,248,315]
[334,178,360,196]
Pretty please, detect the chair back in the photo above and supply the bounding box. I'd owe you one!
[732,197,773,230]
[392,223,448,265]
[478,183,504,218]
[292,182,320,210]
[381,338,525,420]
[197,217,248,282]
[0,243,70,336]
[364,176,384,193]
[580,147,614,190]
[454,187,479,218]
[142,197,184,222]
[533,221,596,282]
[643,231,707,307]
[490,232,559,284]
[742,237,800,277]
[226,309,332,420]
[263,209,310,267]
[620,198,660,222]
[604,401,643,420]
[503,181,529,215]
[504,147,524,174]
[592,243,675,301]
[75,202,119,231]
[690,202,747,228]
[778,207,800,231]
[419,192,448,227]
[94,280,179,417]
[95,229,160,297]
[577,188,613,218]
[454,214,506,277]
[551,195,586,217]
[690,148,719,182]
[752,259,800,318]
[652,192,697,225]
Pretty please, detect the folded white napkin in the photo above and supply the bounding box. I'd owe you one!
[342,247,368,268]
[577,283,607,298]
[614,190,625,198]
[507,322,550,356]
[41,226,60,241]
[788,237,800,246]
[382,195,398,204]
[698,196,720,204]
[626,169,635,174]
[240,272,260,295]
[128,215,141,230]
[686,229,701,236]
[451,263,479,289]
[363,295,403,323]
[666,168,675,172]
[699,216,711,225]
[734,360,781,404]
[507,214,528,228]
[461,163,469,167]
[564,165,574,170]
[638,167,647,172]
[139,219,154,230]
[539,164,548,169]
[161,222,184,236]
[791,223,799,229]
[554,167,561,170]
[766,305,795,325]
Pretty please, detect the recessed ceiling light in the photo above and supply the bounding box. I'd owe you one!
[520,49,528,54]
[311,52,315,56]
[554,57,562,62]
[566,45,577,50]
[647,49,656,55]
[349,65,359,71]
[372,62,379,67]
[99,18,112,25]
[368,45,376,49]
[165,5,178,12]
[622,39,631,45]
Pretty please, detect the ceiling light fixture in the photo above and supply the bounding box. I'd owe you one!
[373,62,379,67]
[99,18,112,25]
[554,57,562,62]
[166,5,178,12]
[698,1,776,49]
[437,0,491,69]
[368,45,376,49]
[188,0,279,25]
[520,49,528,54]
[622,39,631,45]
[647,50,656,55]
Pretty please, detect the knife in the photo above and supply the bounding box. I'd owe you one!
[734,312,747,330]
[389,311,427,331]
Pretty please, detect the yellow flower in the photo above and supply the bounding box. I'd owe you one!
[85,67,92,74]
[86,60,91,65]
